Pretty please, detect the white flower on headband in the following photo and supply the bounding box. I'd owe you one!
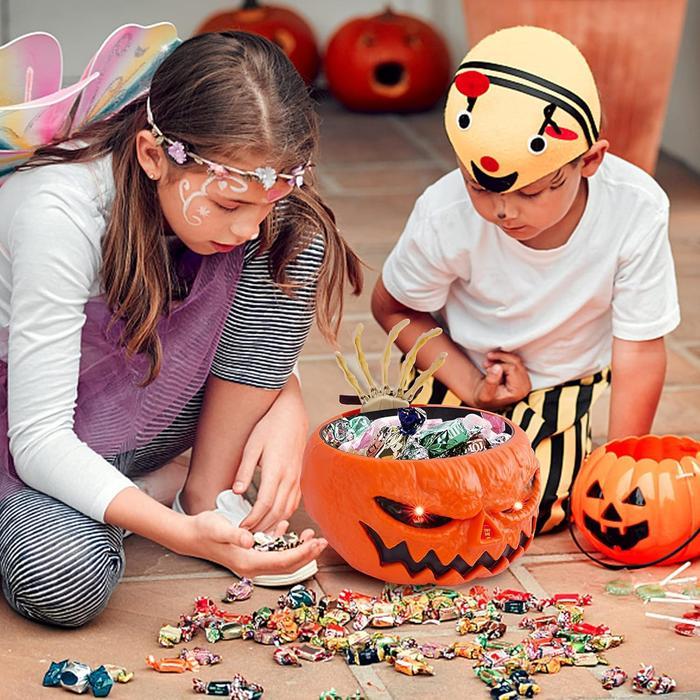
[167,141,187,165]
[291,165,305,188]
[254,166,277,191]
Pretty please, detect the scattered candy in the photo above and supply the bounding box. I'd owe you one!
[145,655,195,673]
[632,664,676,694]
[192,675,264,697]
[223,577,254,603]
[273,647,302,667]
[179,647,221,666]
[602,666,628,689]
[43,660,132,696]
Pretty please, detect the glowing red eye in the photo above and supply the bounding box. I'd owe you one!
[455,70,490,98]
[374,497,452,529]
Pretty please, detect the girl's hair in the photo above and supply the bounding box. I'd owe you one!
[25,31,363,384]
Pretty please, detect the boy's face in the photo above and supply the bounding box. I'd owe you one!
[459,157,584,243]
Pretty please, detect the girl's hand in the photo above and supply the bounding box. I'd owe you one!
[473,350,531,409]
[235,377,308,533]
[182,511,326,577]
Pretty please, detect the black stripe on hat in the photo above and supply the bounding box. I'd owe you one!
[458,60,599,141]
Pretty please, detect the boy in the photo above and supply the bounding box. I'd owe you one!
[371,26,680,533]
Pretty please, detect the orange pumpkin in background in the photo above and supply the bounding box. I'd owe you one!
[301,406,540,585]
[571,435,700,566]
[196,0,321,85]
[324,8,451,113]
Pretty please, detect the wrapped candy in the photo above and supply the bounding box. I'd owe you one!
[102,665,133,684]
[43,660,69,687]
[601,666,628,689]
[647,674,676,694]
[145,655,196,673]
[179,647,221,666]
[158,623,183,647]
[273,647,302,667]
[192,675,264,698]
[60,661,92,694]
[223,577,254,603]
[253,531,301,552]
[86,667,113,698]
[279,584,316,609]
[398,406,427,435]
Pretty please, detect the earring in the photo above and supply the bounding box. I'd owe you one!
[148,172,157,180]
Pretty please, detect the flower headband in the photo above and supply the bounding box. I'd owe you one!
[145,96,307,191]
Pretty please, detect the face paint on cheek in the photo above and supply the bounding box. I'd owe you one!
[179,175,217,226]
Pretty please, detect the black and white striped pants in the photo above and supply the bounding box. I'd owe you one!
[0,389,204,627]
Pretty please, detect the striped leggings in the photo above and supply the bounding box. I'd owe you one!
[0,389,203,627]
[418,368,611,534]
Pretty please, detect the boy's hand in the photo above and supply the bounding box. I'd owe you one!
[473,351,531,409]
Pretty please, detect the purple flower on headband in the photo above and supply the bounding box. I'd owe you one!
[167,141,187,165]
[209,163,227,178]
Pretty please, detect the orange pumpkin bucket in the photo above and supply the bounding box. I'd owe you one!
[570,435,700,566]
[301,405,540,585]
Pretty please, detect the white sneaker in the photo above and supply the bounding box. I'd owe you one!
[172,489,317,587]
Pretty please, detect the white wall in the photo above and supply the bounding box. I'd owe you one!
[2,0,697,172]
[661,0,700,172]
[0,0,468,81]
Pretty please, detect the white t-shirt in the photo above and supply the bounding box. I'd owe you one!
[382,154,680,391]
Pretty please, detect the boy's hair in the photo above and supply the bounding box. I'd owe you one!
[25,32,363,383]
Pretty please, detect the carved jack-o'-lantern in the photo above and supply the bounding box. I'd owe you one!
[571,435,700,565]
[324,8,451,113]
[301,406,540,585]
[196,0,321,85]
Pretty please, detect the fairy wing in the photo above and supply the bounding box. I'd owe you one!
[0,32,62,106]
[72,22,180,128]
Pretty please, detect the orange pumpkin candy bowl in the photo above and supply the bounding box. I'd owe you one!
[570,435,700,566]
[301,405,540,585]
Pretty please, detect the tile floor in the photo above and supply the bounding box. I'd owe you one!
[3,98,700,699]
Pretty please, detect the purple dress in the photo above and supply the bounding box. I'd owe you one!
[0,245,244,502]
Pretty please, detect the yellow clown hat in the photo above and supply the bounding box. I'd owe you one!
[445,26,601,193]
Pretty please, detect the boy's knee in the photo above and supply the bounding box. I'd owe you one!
[1,527,124,627]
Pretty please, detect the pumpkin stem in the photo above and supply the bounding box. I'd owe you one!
[241,0,260,10]
[381,5,396,19]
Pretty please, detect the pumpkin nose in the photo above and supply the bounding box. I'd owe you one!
[602,503,622,522]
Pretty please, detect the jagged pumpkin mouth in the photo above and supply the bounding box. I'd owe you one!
[583,513,649,550]
[361,522,532,579]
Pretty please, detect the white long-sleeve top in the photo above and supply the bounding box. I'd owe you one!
[0,156,322,522]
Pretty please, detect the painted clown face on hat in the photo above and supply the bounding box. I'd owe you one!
[445,26,601,194]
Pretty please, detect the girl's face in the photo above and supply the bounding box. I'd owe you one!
[156,154,292,255]
[460,158,584,244]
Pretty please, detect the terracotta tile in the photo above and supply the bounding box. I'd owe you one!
[523,559,700,695]
[318,111,427,166]
[298,358,351,432]
[665,347,700,385]
[652,388,700,436]
[319,164,446,197]
[0,578,361,700]
[303,317,397,361]
[526,529,596,557]
[124,536,220,578]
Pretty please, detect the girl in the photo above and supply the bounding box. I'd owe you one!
[0,31,362,626]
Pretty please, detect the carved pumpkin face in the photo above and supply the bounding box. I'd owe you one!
[324,9,451,113]
[302,406,540,584]
[196,0,321,85]
[571,435,700,565]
